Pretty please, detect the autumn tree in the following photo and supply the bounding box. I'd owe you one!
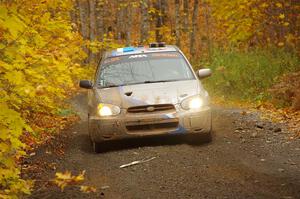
[190,0,199,58]
[174,0,181,47]
[0,0,85,197]
[140,0,150,44]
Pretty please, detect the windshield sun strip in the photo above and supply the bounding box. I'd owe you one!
[97,78,195,88]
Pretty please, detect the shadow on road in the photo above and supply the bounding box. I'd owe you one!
[76,132,212,154]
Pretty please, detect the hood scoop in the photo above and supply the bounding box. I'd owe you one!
[124,91,133,96]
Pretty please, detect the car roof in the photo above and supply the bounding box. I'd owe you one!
[104,45,179,59]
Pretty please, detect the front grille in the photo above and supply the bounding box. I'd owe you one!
[127,104,175,113]
[126,122,178,132]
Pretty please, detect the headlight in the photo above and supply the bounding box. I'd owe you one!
[97,103,121,116]
[181,95,205,110]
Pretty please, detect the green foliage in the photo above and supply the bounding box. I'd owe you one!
[0,0,86,197]
[202,48,299,102]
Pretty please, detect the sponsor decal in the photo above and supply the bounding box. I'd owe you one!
[104,57,121,64]
[146,106,155,112]
[129,54,148,59]
[151,53,179,58]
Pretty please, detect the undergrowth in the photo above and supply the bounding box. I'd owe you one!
[200,47,299,105]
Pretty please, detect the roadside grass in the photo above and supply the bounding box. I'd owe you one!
[199,47,299,105]
[198,47,300,138]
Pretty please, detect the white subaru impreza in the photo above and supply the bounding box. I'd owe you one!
[80,43,212,152]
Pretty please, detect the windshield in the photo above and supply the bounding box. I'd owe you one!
[97,52,195,87]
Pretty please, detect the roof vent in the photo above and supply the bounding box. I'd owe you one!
[149,43,158,48]
[158,42,166,47]
[149,42,166,48]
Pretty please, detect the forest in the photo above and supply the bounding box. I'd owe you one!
[73,0,299,106]
[0,0,299,197]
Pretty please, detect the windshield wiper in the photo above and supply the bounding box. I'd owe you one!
[143,80,169,84]
[101,85,119,88]
[99,83,134,88]
[99,80,174,88]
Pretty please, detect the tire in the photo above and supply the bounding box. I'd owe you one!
[186,131,212,145]
[202,130,213,143]
[187,116,213,145]
[88,115,103,153]
[92,141,103,153]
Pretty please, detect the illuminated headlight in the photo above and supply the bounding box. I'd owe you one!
[181,95,205,110]
[97,103,121,116]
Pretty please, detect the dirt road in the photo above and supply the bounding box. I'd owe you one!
[26,94,300,199]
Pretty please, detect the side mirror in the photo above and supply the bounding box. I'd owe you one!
[197,68,212,79]
[79,80,93,89]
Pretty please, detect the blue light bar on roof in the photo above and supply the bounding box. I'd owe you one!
[117,47,135,53]
[123,47,135,52]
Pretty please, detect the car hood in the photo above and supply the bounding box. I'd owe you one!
[95,80,204,108]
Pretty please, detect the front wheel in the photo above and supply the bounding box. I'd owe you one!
[202,131,212,143]
[92,141,103,153]
[186,131,212,145]
[88,116,103,153]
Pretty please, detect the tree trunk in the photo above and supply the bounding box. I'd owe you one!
[95,0,104,41]
[77,0,89,63]
[190,0,199,58]
[161,0,168,25]
[290,0,299,50]
[88,0,96,63]
[70,0,80,30]
[88,0,96,41]
[116,1,125,41]
[204,1,212,61]
[183,0,189,31]
[140,0,150,44]
[155,0,167,42]
[155,0,162,42]
[125,3,132,46]
[77,0,89,40]
[175,0,181,47]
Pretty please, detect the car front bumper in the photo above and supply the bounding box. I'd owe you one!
[89,106,212,143]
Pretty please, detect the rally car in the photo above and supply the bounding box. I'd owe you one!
[80,43,212,152]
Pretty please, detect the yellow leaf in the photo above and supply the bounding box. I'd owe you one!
[54,170,85,191]
[80,186,97,193]
[276,3,282,8]
[55,171,72,181]
[278,42,284,47]
[74,171,85,182]
[279,14,285,19]
[260,3,268,8]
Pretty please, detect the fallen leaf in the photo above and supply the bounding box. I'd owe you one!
[80,185,97,193]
